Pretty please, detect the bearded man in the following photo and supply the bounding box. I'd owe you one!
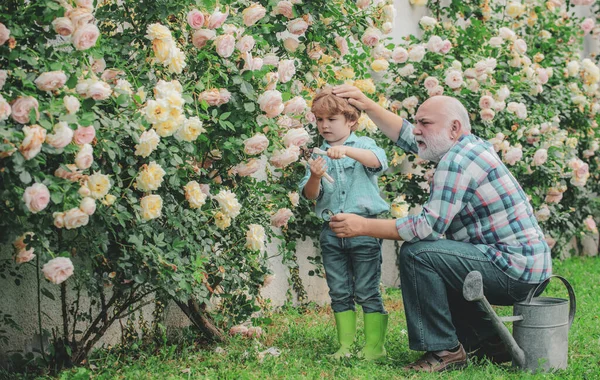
[329,85,552,372]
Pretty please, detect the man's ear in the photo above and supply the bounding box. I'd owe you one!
[450,120,461,139]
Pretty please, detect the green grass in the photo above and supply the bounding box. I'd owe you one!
[10,257,600,379]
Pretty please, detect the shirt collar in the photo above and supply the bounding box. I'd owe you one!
[322,132,358,149]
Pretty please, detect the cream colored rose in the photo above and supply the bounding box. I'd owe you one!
[153,116,184,137]
[361,27,381,47]
[79,197,96,216]
[273,1,294,18]
[68,7,93,29]
[52,17,74,36]
[371,58,389,72]
[258,90,284,118]
[288,191,300,207]
[63,207,90,229]
[12,96,39,124]
[45,122,73,149]
[72,24,100,51]
[235,35,255,54]
[76,0,94,10]
[23,183,50,213]
[87,80,112,100]
[175,117,205,142]
[35,71,67,92]
[42,257,74,284]
[263,53,279,66]
[167,49,186,74]
[140,194,163,220]
[503,145,523,165]
[242,3,266,26]
[75,143,94,170]
[283,96,307,115]
[283,128,310,147]
[184,181,207,209]
[419,16,437,30]
[135,129,160,157]
[214,189,242,218]
[499,27,516,41]
[278,59,296,83]
[192,29,216,49]
[244,133,270,155]
[146,23,173,40]
[63,95,80,114]
[233,159,261,177]
[14,232,35,264]
[353,79,376,94]
[78,185,91,197]
[535,205,551,222]
[101,194,117,206]
[86,172,111,199]
[532,149,548,166]
[207,8,228,29]
[53,212,65,228]
[20,124,46,160]
[269,145,300,168]
[287,18,308,35]
[187,9,206,29]
[245,224,266,251]
[506,2,525,18]
[408,45,426,62]
[0,95,11,121]
[214,211,231,230]
[0,23,10,46]
[480,109,495,121]
[391,196,409,218]
[143,99,170,124]
[271,208,293,228]
[215,34,235,58]
[136,161,166,192]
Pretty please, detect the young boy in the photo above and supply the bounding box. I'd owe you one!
[298,87,390,360]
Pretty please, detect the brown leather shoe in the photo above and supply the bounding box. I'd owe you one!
[404,344,468,372]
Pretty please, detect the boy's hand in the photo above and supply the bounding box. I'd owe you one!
[327,146,348,160]
[308,157,327,178]
[332,84,375,112]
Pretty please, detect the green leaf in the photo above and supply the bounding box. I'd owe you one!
[19,171,32,184]
[244,102,255,112]
[41,288,55,301]
[51,192,64,205]
[220,112,231,120]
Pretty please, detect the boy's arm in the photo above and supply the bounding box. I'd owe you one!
[301,157,327,200]
[328,146,381,168]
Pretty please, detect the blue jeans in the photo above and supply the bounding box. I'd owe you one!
[320,224,385,314]
[399,240,540,352]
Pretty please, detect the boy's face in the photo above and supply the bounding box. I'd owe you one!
[315,113,354,146]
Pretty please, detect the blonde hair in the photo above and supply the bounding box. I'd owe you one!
[311,87,361,131]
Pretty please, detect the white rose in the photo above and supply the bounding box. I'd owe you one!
[140,194,163,220]
[245,224,266,251]
[75,143,94,170]
[86,172,111,199]
[136,161,166,192]
[42,257,74,284]
[45,122,74,149]
[64,207,90,229]
[64,95,81,114]
[184,181,207,208]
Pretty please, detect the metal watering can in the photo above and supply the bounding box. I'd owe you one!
[463,271,576,372]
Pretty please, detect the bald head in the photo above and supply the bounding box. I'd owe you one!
[419,96,471,134]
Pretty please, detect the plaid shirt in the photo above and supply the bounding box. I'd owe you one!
[395,120,551,283]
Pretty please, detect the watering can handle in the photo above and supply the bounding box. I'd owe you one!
[525,275,576,328]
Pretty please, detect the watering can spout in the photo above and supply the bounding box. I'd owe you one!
[463,271,526,368]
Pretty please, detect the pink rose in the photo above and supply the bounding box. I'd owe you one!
[423,77,439,90]
[73,125,96,145]
[233,159,260,177]
[271,208,293,228]
[545,188,563,204]
[440,40,452,54]
[19,124,46,160]
[274,1,294,18]
[199,183,211,197]
[42,257,74,284]
[63,207,90,229]
[13,232,36,264]
[278,59,296,83]
[219,89,231,104]
[72,24,100,51]
[479,95,495,110]
[100,69,123,83]
[242,3,266,26]
[80,197,96,215]
[283,37,299,53]
[269,145,300,168]
[426,35,443,53]
[392,47,409,63]
[428,85,444,97]
[581,18,594,35]
[23,183,50,213]
[187,9,206,29]
[35,70,68,92]
[208,8,228,29]
[199,89,221,106]
[503,146,523,165]
[532,149,548,166]
[46,122,74,149]
[283,128,310,147]
[361,28,381,47]
[444,70,463,90]
[192,29,216,48]
[287,18,308,35]
[480,108,495,121]
[11,96,39,124]
[87,80,112,100]
[215,34,235,58]
[536,68,549,85]
[283,96,307,115]
[0,23,10,46]
[0,96,11,121]
[584,216,597,233]
[258,90,284,118]
[244,133,270,155]
[68,8,94,29]
[52,17,74,36]
[335,36,349,56]
[75,143,94,170]
[76,0,95,10]
[55,164,84,182]
[236,35,255,53]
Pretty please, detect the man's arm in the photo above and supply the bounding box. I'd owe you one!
[329,213,402,240]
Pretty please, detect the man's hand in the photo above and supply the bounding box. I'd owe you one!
[333,84,375,112]
[329,213,366,238]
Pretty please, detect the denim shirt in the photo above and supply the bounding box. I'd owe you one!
[299,133,390,219]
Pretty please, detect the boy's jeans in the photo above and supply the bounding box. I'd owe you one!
[320,224,385,314]
[399,239,541,352]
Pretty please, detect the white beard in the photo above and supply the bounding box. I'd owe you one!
[417,133,455,163]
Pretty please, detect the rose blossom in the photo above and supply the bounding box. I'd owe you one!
[14,232,36,264]
[208,8,228,29]
[0,70,7,90]
[392,47,409,63]
[86,172,111,199]
[444,70,463,89]
[423,77,439,90]
[428,85,444,97]
[192,29,216,49]
[245,224,266,251]
[55,164,83,182]
[283,128,310,147]
[242,3,266,26]
[234,159,261,177]
[42,257,74,284]
[229,325,249,336]
[480,108,495,121]
[0,23,10,45]
[479,95,495,110]
[75,143,94,170]
[0,95,11,121]
[183,181,207,209]
[236,35,255,53]
[63,95,81,114]
[136,161,166,192]
[140,194,163,220]
[362,27,381,47]
[288,191,300,207]
[273,1,294,18]
[532,149,548,166]
[23,183,50,213]
[72,23,100,51]
[271,208,293,228]
[80,197,96,215]
[269,145,300,168]
[244,133,269,155]
[46,122,74,149]
[52,17,74,36]
[584,216,597,233]
[426,35,443,53]
[503,146,523,165]
[72,125,95,146]
[215,34,235,58]
[535,205,551,222]
[283,37,299,52]
[581,18,594,35]
[278,59,296,83]
[440,40,452,54]
[86,80,112,100]
[287,18,308,35]
[187,9,205,29]
[258,90,284,118]
[12,96,39,124]
[20,124,46,160]
[283,96,307,115]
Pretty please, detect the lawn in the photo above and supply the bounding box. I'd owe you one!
[8,257,600,380]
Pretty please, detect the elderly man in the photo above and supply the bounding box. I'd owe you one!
[330,85,551,372]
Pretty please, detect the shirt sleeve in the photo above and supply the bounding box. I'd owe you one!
[395,160,476,242]
[396,119,419,154]
[357,137,388,174]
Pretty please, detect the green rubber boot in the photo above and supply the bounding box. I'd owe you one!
[330,310,356,359]
[359,312,388,361]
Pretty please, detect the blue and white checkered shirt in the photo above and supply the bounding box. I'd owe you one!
[395,120,551,283]
[299,132,390,219]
